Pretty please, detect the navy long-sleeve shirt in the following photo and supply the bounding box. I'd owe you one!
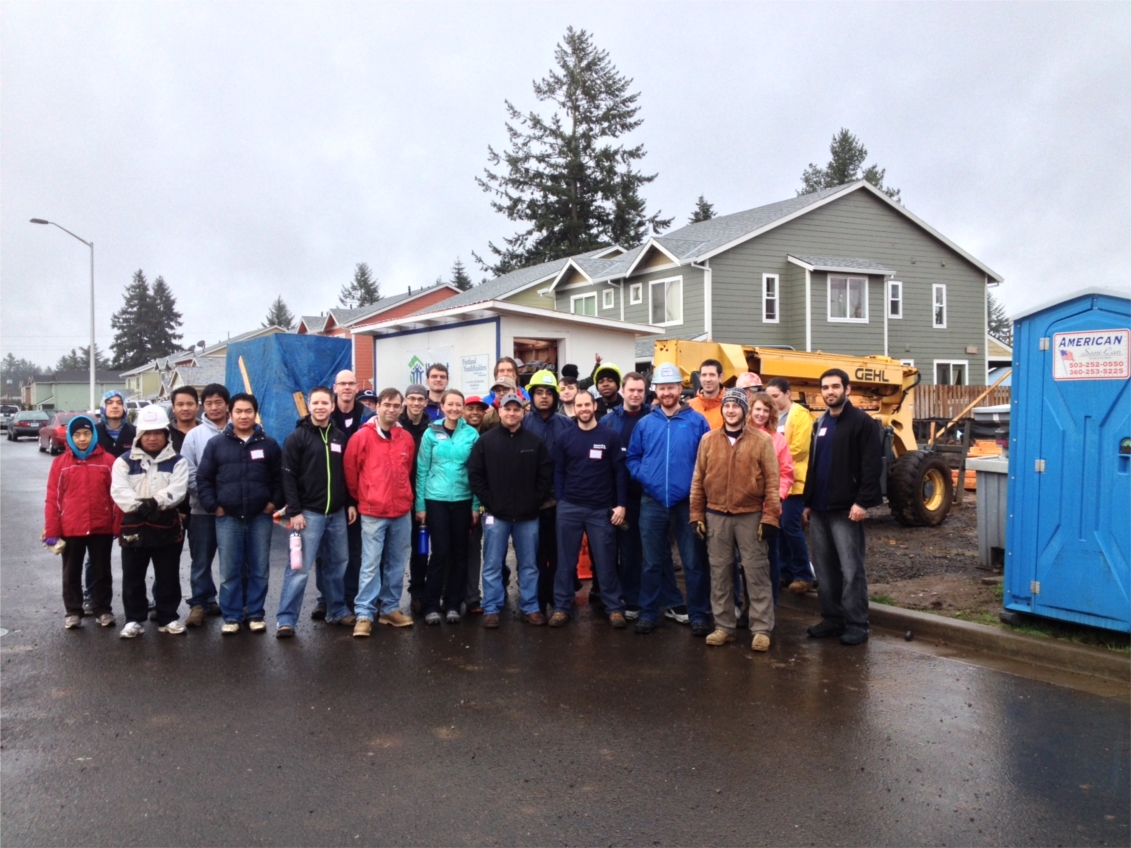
[551,422,628,510]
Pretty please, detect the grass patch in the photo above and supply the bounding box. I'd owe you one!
[869,594,895,606]
[953,609,1001,626]
[990,583,1004,603]
[1004,617,1131,653]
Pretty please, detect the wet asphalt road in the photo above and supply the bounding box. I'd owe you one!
[2,437,1128,847]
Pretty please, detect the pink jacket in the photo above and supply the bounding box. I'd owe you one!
[756,425,795,502]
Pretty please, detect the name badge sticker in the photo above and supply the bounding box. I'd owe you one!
[589,449,603,460]
[485,515,495,526]
[330,443,342,453]
[818,427,828,437]
[344,418,354,428]
[250,449,265,460]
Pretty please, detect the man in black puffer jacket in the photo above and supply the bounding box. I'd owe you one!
[197,393,284,634]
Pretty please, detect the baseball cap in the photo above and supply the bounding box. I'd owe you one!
[498,392,524,407]
[491,376,517,391]
[465,395,489,408]
[357,389,377,401]
[405,384,428,398]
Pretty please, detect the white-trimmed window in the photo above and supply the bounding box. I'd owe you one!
[888,281,903,319]
[828,275,868,322]
[602,288,615,310]
[762,274,779,323]
[649,276,683,326]
[570,293,597,317]
[629,283,643,305]
[934,360,967,385]
[900,359,915,368]
[933,284,947,328]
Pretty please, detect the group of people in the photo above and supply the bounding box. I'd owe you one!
[43,354,882,650]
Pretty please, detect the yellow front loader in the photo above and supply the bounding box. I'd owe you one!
[653,339,956,526]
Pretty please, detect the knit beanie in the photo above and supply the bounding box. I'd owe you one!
[722,388,749,417]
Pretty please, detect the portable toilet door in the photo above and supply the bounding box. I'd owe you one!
[1004,288,1131,632]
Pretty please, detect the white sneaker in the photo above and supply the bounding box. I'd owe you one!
[159,620,186,635]
[221,621,240,635]
[248,619,267,633]
[663,605,690,624]
[119,621,144,639]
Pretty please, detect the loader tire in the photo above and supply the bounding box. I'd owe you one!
[888,450,953,527]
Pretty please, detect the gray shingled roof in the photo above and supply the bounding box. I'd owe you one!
[300,315,328,333]
[38,370,125,383]
[173,359,226,387]
[789,255,894,275]
[328,283,456,326]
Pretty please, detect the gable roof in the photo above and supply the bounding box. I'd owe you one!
[298,315,328,334]
[35,370,125,384]
[787,254,895,275]
[320,282,461,330]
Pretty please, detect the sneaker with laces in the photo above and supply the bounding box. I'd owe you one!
[97,613,116,627]
[248,619,267,633]
[548,611,569,628]
[634,618,657,635]
[379,610,413,628]
[840,627,868,646]
[445,610,461,624]
[705,629,735,646]
[807,619,845,639]
[276,625,295,638]
[690,619,712,637]
[310,602,327,621]
[624,605,641,620]
[424,612,442,626]
[119,621,144,639]
[663,605,690,624]
[353,618,373,638]
[221,621,241,635]
[185,606,206,627]
[82,599,94,616]
[751,633,771,652]
[159,620,186,635]
[64,614,82,629]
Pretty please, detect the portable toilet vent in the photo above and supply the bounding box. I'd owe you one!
[1004,288,1130,632]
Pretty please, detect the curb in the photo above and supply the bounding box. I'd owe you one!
[778,591,1130,684]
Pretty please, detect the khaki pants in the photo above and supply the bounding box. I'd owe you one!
[706,512,773,636]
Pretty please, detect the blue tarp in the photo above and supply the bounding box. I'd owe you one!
[225,334,352,442]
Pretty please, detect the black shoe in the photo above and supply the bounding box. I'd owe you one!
[634,619,657,635]
[690,619,712,638]
[310,602,327,621]
[148,602,158,622]
[736,613,749,629]
[807,619,846,639]
[410,597,423,615]
[840,627,869,646]
[206,602,222,617]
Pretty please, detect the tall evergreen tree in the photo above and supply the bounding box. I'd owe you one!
[148,276,183,357]
[475,26,671,276]
[1,353,42,398]
[987,291,1012,345]
[55,344,110,372]
[338,262,381,308]
[110,270,153,370]
[799,128,901,202]
[689,195,716,223]
[449,257,474,291]
[263,296,296,329]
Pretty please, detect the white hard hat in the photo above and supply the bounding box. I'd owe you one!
[651,362,683,386]
[135,405,171,433]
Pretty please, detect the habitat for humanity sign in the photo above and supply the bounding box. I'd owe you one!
[407,347,454,386]
[1053,329,1130,381]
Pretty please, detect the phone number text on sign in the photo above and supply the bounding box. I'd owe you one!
[1053,329,1130,381]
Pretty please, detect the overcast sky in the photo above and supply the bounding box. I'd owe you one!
[2,1,1128,368]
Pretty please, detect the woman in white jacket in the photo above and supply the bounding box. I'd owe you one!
[110,406,189,638]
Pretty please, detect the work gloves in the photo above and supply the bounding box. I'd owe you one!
[694,520,707,541]
[136,498,161,520]
[758,523,777,543]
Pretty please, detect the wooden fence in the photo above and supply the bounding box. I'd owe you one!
[913,385,1011,420]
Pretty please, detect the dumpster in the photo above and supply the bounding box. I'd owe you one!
[1004,288,1130,632]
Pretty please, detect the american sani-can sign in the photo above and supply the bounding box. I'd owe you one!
[1053,328,1130,380]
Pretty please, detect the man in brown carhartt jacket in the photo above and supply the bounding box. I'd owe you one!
[689,389,781,652]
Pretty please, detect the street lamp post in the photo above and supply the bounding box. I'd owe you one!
[30,219,96,412]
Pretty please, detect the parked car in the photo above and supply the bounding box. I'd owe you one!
[39,412,81,455]
[0,404,20,431]
[7,410,49,441]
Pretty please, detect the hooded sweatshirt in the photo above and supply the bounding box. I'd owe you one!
[44,415,119,538]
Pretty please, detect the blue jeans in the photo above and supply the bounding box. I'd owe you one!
[616,495,643,608]
[809,510,869,630]
[315,516,362,607]
[355,513,411,620]
[276,510,350,627]
[215,513,273,623]
[187,513,219,608]
[638,496,711,625]
[481,516,539,616]
[778,495,813,584]
[554,500,624,614]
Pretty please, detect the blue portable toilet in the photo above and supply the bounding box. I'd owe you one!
[1004,288,1130,632]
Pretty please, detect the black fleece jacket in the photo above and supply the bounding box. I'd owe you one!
[802,400,884,512]
[281,417,350,516]
[466,425,553,522]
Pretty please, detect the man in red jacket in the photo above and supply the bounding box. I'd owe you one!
[344,387,417,636]
[43,415,120,629]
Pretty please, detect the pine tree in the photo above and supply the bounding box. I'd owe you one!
[449,257,474,291]
[338,262,381,308]
[1,353,42,398]
[55,344,110,372]
[689,195,716,223]
[987,291,1012,345]
[148,276,183,357]
[799,128,901,202]
[474,26,671,276]
[110,270,153,370]
[263,296,296,329]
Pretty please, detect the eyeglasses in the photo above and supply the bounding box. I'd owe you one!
[335,381,357,387]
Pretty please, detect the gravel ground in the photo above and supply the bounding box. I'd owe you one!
[861,493,986,584]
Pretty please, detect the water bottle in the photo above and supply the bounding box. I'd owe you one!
[289,531,303,571]
[416,526,430,556]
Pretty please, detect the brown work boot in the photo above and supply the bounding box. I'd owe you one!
[482,613,500,629]
[353,618,372,638]
[705,629,736,646]
[548,612,569,628]
[379,610,413,628]
[185,605,206,627]
[788,580,813,595]
[609,612,627,629]
[751,633,771,652]
[337,614,357,626]
[525,611,547,626]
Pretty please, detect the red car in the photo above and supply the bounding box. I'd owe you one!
[39,412,81,455]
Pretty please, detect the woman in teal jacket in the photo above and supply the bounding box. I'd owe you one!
[414,389,480,624]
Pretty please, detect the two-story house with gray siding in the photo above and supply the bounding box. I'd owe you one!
[535,181,1003,384]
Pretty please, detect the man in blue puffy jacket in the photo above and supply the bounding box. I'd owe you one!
[625,363,712,636]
